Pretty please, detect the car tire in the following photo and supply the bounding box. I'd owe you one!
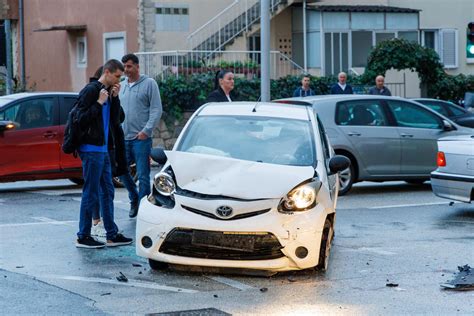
[338,158,355,195]
[316,218,334,271]
[69,178,84,185]
[149,259,168,270]
[112,163,138,188]
[405,180,426,185]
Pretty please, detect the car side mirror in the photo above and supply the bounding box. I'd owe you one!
[329,155,350,174]
[442,120,455,131]
[150,147,167,165]
[0,120,16,133]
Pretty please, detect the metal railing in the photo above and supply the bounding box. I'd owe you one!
[187,0,287,53]
[136,50,305,80]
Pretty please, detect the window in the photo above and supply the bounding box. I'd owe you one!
[336,100,388,126]
[376,32,395,45]
[155,4,189,32]
[103,32,126,62]
[3,98,55,130]
[422,30,438,51]
[317,116,330,160]
[386,13,418,30]
[440,29,458,68]
[399,31,419,43]
[387,101,442,129]
[352,31,372,67]
[324,32,349,75]
[351,12,384,30]
[76,37,87,67]
[60,97,78,125]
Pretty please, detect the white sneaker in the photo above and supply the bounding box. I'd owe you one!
[91,222,106,242]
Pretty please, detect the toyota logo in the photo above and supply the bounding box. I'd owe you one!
[216,205,233,218]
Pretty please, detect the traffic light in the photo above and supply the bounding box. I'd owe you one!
[467,22,474,61]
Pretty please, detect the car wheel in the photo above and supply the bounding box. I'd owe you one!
[149,258,168,270]
[112,163,138,188]
[405,180,426,185]
[69,178,84,185]
[316,218,334,271]
[338,160,355,195]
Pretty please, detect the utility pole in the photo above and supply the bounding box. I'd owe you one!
[260,0,270,102]
[303,0,307,72]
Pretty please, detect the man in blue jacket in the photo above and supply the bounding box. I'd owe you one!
[293,74,316,97]
[330,72,353,94]
[119,54,163,218]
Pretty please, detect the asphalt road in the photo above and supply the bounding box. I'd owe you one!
[0,178,473,315]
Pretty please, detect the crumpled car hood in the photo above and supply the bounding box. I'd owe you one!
[166,151,315,199]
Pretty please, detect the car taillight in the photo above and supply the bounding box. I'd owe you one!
[437,152,446,167]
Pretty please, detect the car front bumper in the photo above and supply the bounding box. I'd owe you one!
[136,194,331,272]
[431,171,474,203]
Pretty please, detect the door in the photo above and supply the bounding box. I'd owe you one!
[58,95,82,171]
[0,97,60,179]
[335,99,401,175]
[385,100,447,175]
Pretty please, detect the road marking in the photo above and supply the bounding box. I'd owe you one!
[347,247,396,256]
[0,219,77,228]
[31,216,74,226]
[40,275,199,293]
[208,276,254,290]
[369,201,449,209]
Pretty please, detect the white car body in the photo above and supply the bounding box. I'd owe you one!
[136,102,346,272]
[431,134,474,203]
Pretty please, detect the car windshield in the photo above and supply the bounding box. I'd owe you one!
[177,115,316,166]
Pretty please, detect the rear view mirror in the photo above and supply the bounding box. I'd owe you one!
[442,120,455,131]
[150,147,167,165]
[329,155,350,174]
[0,120,16,133]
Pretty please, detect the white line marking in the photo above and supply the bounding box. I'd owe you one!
[40,275,198,293]
[369,202,448,209]
[208,276,254,290]
[31,217,73,226]
[353,247,396,256]
[0,220,77,228]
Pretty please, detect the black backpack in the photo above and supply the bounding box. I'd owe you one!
[62,105,83,157]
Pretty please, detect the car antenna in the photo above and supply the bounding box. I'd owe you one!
[252,95,262,112]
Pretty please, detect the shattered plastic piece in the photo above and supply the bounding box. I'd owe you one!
[101,293,111,296]
[116,272,128,283]
[386,283,399,287]
[260,287,268,292]
[449,202,455,206]
[132,263,143,267]
[441,265,474,291]
[213,294,218,298]
[15,266,24,269]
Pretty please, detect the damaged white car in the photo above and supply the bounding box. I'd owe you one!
[136,102,350,272]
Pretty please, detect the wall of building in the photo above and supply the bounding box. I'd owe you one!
[21,0,139,92]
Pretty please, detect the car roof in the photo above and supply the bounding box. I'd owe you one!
[198,101,311,120]
[0,92,78,109]
[277,94,407,104]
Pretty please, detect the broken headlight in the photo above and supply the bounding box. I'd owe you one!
[278,179,321,213]
[153,171,176,196]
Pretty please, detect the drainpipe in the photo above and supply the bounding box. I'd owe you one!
[303,0,307,73]
[4,20,13,94]
[260,0,270,102]
[19,0,26,90]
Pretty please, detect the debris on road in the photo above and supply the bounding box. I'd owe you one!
[132,263,143,267]
[116,272,128,283]
[386,283,399,287]
[260,287,268,293]
[15,266,24,269]
[441,265,474,291]
[100,292,111,296]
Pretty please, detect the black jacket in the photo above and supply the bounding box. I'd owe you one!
[76,80,127,176]
[330,84,353,94]
[206,87,233,103]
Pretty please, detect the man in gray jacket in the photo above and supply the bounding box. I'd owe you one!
[368,75,392,96]
[119,53,163,218]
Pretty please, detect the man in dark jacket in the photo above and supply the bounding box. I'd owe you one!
[330,72,353,94]
[293,75,316,97]
[368,75,392,96]
[75,59,133,248]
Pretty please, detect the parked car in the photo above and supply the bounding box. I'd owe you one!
[136,101,350,272]
[431,134,474,203]
[0,92,136,186]
[413,98,474,128]
[276,95,472,194]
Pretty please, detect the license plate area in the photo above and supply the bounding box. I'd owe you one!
[191,231,255,252]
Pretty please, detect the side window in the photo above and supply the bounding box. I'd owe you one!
[60,97,78,125]
[13,98,55,130]
[317,115,331,160]
[446,103,466,116]
[387,100,442,129]
[421,101,451,117]
[336,100,388,126]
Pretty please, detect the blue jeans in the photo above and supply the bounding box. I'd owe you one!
[120,138,152,205]
[78,152,118,240]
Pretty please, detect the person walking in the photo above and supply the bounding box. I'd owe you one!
[119,54,163,218]
[206,70,235,102]
[330,72,353,94]
[368,75,392,96]
[75,59,132,248]
[293,74,316,97]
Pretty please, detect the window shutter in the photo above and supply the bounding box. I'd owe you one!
[440,29,458,68]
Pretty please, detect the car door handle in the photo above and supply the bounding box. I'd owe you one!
[43,131,57,138]
[400,133,413,138]
[347,132,361,136]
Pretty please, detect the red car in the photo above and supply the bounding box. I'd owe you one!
[0,92,136,185]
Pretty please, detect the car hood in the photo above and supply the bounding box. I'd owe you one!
[166,151,315,199]
[439,134,474,142]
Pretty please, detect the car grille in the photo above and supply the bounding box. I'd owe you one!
[181,204,271,221]
[159,228,284,260]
